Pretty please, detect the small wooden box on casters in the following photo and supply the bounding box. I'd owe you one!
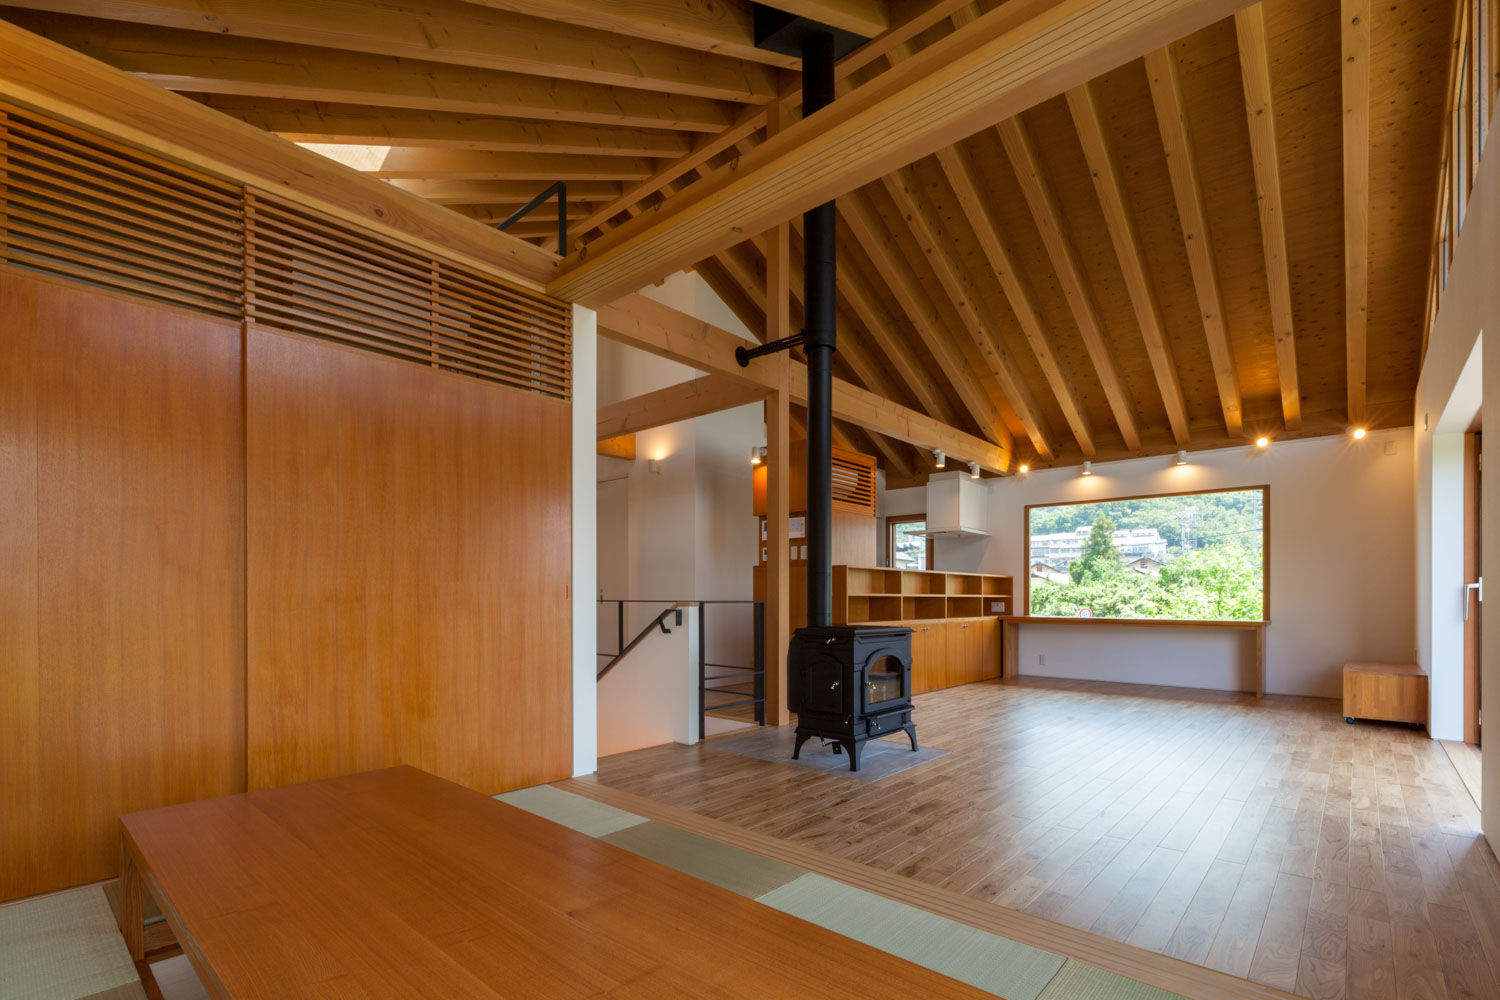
[1342,661,1428,728]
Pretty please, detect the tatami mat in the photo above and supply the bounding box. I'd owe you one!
[494,783,648,837]
[758,873,1065,1000]
[0,887,141,1000]
[601,822,804,898]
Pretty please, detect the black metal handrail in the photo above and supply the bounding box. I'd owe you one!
[596,599,765,734]
[596,606,681,681]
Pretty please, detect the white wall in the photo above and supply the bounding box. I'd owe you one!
[1419,116,1500,838]
[571,304,598,777]
[882,431,1415,697]
[597,604,700,757]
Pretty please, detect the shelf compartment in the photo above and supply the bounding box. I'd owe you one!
[848,595,903,622]
[947,596,983,618]
[903,571,947,595]
[903,595,947,620]
[846,567,900,594]
[982,576,1011,596]
[946,574,984,596]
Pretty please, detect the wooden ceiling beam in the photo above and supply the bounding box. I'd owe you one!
[387,180,621,205]
[457,0,801,69]
[877,166,1056,458]
[0,12,735,134]
[1145,45,1245,438]
[997,117,1141,451]
[1341,0,1370,426]
[596,293,1009,472]
[194,97,694,159]
[446,204,599,224]
[1235,4,1302,431]
[9,0,782,103]
[838,190,1013,456]
[550,0,1249,304]
[598,375,769,438]
[558,0,982,250]
[369,149,659,182]
[1065,82,1190,446]
[770,0,890,37]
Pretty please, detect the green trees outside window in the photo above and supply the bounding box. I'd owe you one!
[1027,488,1266,621]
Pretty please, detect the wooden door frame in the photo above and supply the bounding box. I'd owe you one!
[1465,430,1482,745]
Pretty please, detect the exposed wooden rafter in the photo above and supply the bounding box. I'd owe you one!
[1341,0,1370,426]
[2,11,735,133]
[771,0,890,38]
[998,116,1141,451]
[369,150,659,183]
[550,0,1250,304]
[838,190,1013,455]
[1235,4,1302,431]
[1065,82,1190,446]
[877,164,1057,458]
[1145,45,1244,438]
[9,0,781,103]
[196,97,694,159]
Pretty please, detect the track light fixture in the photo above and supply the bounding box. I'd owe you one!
[932,449,945,469]
[750,445,767,465]
[1080,461,1093,477]
[1174,450,1188,466]
[968,461,980,479]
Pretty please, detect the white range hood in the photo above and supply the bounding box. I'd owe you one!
[911,471,989,538]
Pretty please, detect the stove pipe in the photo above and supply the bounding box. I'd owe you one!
[802,29,836,629]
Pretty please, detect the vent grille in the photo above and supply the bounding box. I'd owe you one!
[0,103,570,400]
[247,195,570,399]
[832,448,877,514]
[0,106,243,320]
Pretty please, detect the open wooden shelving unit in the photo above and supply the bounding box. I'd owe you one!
[832,566,1014,624]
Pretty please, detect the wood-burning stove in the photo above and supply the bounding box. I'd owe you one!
[788,625,917,771]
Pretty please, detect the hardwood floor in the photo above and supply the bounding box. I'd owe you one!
[593,677,1500,1000]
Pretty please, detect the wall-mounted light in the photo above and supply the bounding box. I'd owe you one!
[1255,436,1269,448]
[750,445,766,465]
[932,449,945,469]
[1018,464,1029,475]
[968,461,980,480]
[1080,461,1093,477]
[1174,450,1188,466]
[647,458,663,475]
[1351,426,1367,440]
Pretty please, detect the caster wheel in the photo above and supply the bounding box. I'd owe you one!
[1345,717,1355,724]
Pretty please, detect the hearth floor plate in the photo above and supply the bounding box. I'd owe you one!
[706,725,949,781]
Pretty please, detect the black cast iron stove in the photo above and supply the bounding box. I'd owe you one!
[789,625,917,771]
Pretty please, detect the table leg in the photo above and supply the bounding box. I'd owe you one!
[118,839,144,961]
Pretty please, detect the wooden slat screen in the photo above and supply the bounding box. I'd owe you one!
[0,105,243,321]
[0,102,570,400]
[831,447,877,514]
[246,194,570,399]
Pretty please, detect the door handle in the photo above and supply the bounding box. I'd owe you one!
[1464,578,1484,621]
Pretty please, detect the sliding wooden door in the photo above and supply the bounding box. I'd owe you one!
[245,326,572,793]
[0,273,245,902]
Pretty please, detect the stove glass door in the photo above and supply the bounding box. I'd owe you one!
[864,653,905,709]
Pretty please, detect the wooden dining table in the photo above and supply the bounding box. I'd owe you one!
[116,765,998,998]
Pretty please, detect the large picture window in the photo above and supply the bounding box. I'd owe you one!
[1025,487,1267,622]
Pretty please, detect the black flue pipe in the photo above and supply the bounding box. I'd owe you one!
[802,29,837,629]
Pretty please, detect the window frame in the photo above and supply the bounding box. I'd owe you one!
[887,515,934,571]
[1023,485,1271,624]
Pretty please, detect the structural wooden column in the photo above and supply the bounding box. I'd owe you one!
[763,103,792,727]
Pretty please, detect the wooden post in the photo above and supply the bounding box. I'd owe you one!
[763,100,792,726]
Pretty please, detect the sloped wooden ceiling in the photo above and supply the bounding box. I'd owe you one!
[0,0,1454,483]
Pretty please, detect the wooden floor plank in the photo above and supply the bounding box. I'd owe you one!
[590,677,1492,1000]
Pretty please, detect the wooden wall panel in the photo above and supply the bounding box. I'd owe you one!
[0,271,245,902]
[245,326,571,794]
